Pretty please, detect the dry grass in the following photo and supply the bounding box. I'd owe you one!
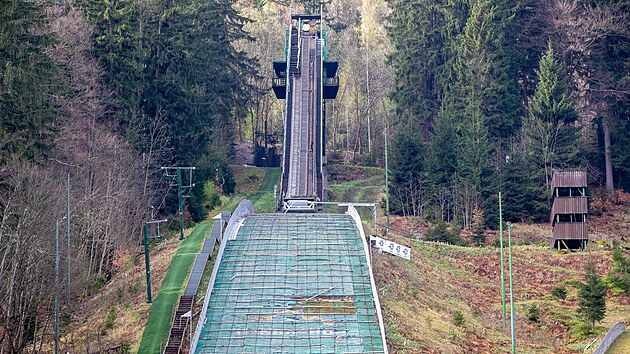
[606,331,630,353]
[57,236,182,353]
[230,165,266,194]
[373,234,630,353]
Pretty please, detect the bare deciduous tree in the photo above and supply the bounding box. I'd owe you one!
[549,0,629,191]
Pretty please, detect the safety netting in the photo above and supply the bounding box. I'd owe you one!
[194,213,386,353]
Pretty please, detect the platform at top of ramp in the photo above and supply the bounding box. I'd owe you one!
[194,213,386,353]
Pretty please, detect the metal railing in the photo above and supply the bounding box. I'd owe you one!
[272,77,286,87]
[324,76,339,86]
[593,322,625,354]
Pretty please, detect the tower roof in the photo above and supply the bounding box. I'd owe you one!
[551,170,587,190]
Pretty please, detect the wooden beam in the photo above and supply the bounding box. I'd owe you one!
[560,239,572,252]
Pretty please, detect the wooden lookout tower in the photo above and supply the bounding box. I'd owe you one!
[550,170,588,250]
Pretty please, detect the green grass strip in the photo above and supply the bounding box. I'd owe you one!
[138,168,278,352]
[248,167,281,205]
[137,223,210,353]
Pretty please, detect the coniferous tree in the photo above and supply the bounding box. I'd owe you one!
[75,0,255,216]
[604,247,630,295]
[522,42,578,188]
[577,261,607,331]
[386,0,468,139]
[471,206,486,246]
[74,0,141,126]
[0,0,58,163]
[590,0,630,192]
[425,113,457,221]
[446,0,521,143]
[502,149,549,222]
[428,0,522,228]
[514,0,551,101]
[426,221,463,245]
[389,123,426,216]
[609,103,630,192]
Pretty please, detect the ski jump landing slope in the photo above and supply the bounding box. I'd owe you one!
[191,201,387,353]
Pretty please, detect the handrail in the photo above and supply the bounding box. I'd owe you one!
[279,21,293,211]
[162,295,192,354]
[346,205,389,353]
[324,76,339,85]
[593,322,625,354]
[319,8,324,197]
[296,30,302,70]
[272,77,286,86]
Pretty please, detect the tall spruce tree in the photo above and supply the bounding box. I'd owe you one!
[446,0,521,144]
[75,0,141,126]
[471,206,486,246]
[522,42,578,188]
[610,112,630,191]
[443,0,504,227]
[425,112,457,221]
[76,0,254,217]
[502,148,549,222]
[389,123,426,216]
[590,0,630,192]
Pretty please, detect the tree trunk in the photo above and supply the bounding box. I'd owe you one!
[602,117,614,193]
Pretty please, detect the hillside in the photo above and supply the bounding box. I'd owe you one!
[372,236,629,353]
[55,163,630,353]
[327,162,630,353]
[57,166,275,352]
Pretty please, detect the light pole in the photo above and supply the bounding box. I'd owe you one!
[508,222,516,353]
[55,221,59,354]
[66,173,71,303]
[499,191,506,328]
[143,219,167,303]
[161,167,195,240]
[177,168,184,240]
[384,128,390,225]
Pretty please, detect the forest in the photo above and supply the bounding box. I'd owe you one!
[0,0,628,352]
[384,0,629,230]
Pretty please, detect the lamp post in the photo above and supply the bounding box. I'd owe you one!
[55,221,59,354]
[177,168,185,240]
[384,128,390,225]
[143,219,167,303]
[499,191,506,328]
[66,173,71,303]
[508,222,516,353]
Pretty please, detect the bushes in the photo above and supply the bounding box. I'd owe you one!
[101,308,117,335]
[452,311,465,327]
[526,304,540,322]
[203,182,222,211]
[89,274,106,295]
[426,222,464,245]
[550,286,567,300]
